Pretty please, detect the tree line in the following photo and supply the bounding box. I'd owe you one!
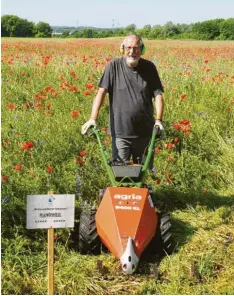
[1,15,52,37]
[1,15,234,40]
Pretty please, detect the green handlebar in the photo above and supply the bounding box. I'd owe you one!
[90,128,117,186]
[140,125,160,183]
[89,125,160,187]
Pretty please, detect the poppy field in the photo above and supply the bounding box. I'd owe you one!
[1,38,234,295]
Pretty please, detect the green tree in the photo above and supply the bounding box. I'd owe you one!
[162,21,180,38]
[71,30,82,38]
[1,15,35,37]
[1,17,9,36]
[136,24,151,38]
[113,28,125,36]
[148,25,163,39]
[124,24,136,34]
[219,18,234,40]
[192,19,224,40]
[35,22,52,37]
[71,28,98,38]
[61,31,70,38]
[82,29,98,38]
[98,29,114,38]
[176,23,191,34]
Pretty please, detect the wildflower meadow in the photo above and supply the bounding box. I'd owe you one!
[1,38,234,294]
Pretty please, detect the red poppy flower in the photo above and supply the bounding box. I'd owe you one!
[45,86,53,92]
[181,126,191,135]
[69,86,78,92]
[171,119,191,135]
[2,176,8,182]
[47,166,53,173]
[76,157,83,164]
[173,123,181,130]
[3,141,10,147]
[179,119,191,126]
[164,143,175,149]
[21,141,34,150]
[102,127,108,135]
[8,103,16,110]
[167,155,173,162]
[85,84,94,89]
[42,56,51,65]
[14,164,22,171]
[24,102,30,108]
[154,147,160,154]
[34,102,41,108]
[84,91,91,96]
[63,81,70,87]
[181,94,187,101]
[72,110,79,118]
[173,137,180,143]
[44,110,51,116]
[155,178,161,185]
[79,150,86,157]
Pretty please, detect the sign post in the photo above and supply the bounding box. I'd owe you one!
[26,194,75,295]
[48,191,54,295]
[48,227,54,295]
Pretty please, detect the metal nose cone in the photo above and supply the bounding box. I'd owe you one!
[120,237,139,274]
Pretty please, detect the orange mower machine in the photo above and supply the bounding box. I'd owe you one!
[79,126,172,274]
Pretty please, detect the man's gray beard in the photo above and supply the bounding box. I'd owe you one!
[126,57,139,66]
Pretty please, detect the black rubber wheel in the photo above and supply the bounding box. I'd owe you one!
[142,212,173,260]
[78,209,101,255]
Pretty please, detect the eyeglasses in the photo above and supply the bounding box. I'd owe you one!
[125,46,141,52]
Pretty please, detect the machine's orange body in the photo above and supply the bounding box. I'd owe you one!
[96,187,157,259]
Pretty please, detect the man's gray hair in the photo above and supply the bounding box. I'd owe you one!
[122,34,144,47]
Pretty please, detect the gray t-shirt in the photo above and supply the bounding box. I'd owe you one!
[99,57,163,138]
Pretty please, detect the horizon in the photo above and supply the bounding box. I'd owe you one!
[1,0,234,29]
[1,14,233,30]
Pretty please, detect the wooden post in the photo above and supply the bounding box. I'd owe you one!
[48,227,54,295]
[48,192,54,295]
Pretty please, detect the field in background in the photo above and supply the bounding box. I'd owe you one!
[1,38,234,295]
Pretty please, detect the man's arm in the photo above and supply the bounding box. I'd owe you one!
[81,87,107,134]
[155,94,164,123]
[90,87,107,120]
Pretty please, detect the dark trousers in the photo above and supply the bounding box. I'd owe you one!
[112,137,154,168]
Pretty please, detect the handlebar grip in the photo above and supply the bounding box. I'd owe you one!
[153,125,161,137]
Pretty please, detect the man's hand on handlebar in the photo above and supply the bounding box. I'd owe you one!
[154,120,166,138]
[81,119,96,135]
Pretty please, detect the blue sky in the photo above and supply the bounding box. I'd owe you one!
[1,0,234,28]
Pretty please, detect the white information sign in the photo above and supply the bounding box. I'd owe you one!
[26,194,75,229]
